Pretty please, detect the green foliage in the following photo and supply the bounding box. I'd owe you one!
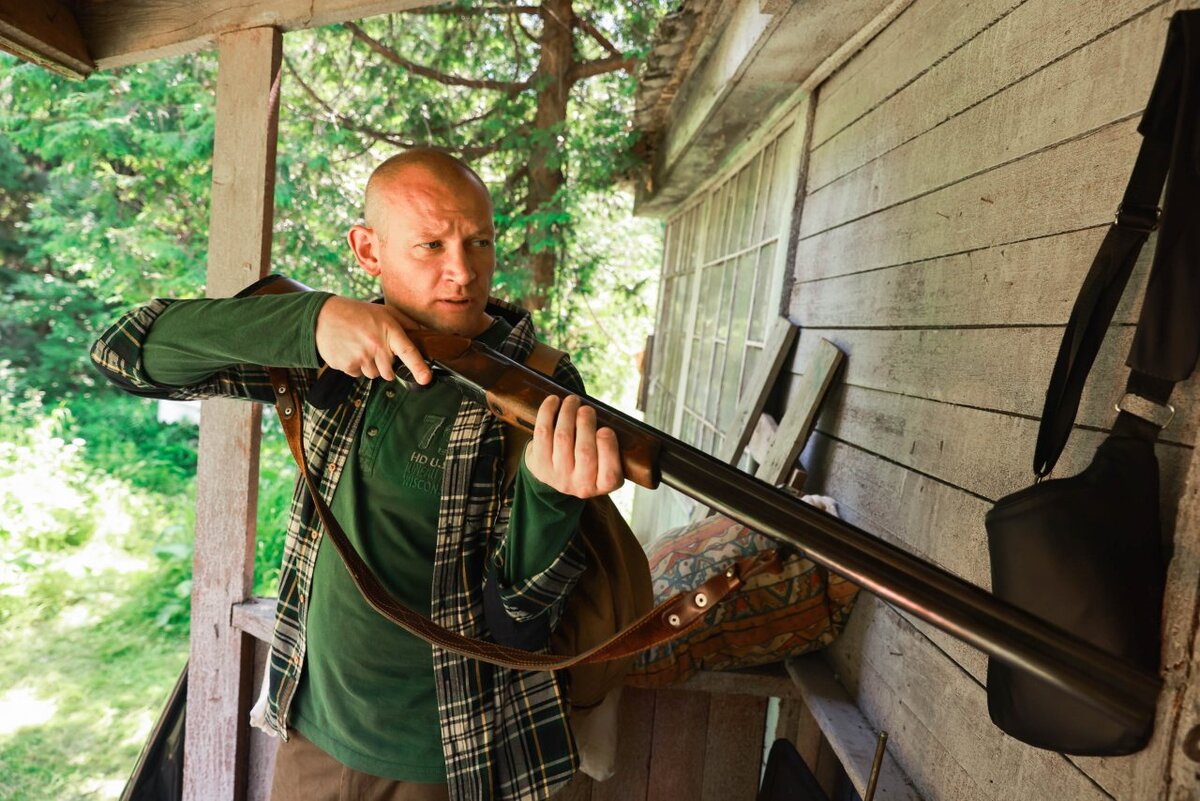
[255,420,296,596]
[0,3,668,796]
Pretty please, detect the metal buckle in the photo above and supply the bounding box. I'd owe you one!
[1114,203,1161,233]
[1116,392,1175,429]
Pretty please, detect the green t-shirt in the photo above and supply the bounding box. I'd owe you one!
[142,293,584,781]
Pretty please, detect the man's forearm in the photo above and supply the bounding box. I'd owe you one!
[142,291,331,386]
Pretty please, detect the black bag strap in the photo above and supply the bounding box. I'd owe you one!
[1034,11,1200,476]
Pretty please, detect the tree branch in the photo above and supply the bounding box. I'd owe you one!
[513,12,541,45]
[569,54,637,83]
[575,15,621,58]
[503,163,530,195]
[344,21,530,91]
[284,57,507,159]
[505,13,526,73]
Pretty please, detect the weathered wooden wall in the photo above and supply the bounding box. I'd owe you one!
[787,1,1200,798]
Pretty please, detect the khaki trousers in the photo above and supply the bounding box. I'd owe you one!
[270,729,450,801]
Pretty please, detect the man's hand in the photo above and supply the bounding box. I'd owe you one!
[314,296,433,384]
[524,395,625,498]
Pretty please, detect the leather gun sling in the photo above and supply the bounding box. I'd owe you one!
[266,361,781,671]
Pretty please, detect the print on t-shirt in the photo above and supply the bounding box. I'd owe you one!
[403,414,448,495]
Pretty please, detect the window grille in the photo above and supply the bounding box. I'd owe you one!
[646,122,800,456]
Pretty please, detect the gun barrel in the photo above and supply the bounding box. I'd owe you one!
[427,336,1161,730]
[656,443,1159,730]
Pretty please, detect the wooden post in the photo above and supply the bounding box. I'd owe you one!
[185,26,282,801]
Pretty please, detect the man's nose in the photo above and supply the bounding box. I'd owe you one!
[443,245,475,284]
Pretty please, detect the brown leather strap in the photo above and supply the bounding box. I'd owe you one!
[266,362,784,670]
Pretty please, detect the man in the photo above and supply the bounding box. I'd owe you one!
[91,149,622,801]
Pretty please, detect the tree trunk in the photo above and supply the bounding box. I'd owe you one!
[522,0,575,312]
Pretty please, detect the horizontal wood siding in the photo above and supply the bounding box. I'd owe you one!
[787,1,1200,798]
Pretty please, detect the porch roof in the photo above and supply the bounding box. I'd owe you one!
[632,0,902,215]
[0,0,433,77]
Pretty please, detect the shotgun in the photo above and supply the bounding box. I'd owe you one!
[347,329,1160,733]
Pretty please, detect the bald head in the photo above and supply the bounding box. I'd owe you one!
[364,149,491,233]
[347,148,497,336]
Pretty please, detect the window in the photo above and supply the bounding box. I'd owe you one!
[646,119,802,456]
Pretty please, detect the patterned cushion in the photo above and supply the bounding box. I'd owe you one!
[627,496,859,687]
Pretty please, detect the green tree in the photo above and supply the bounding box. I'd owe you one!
[282,0,663,311]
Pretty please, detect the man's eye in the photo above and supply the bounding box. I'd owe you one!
[419,241,443,250]
[472,239,493,248]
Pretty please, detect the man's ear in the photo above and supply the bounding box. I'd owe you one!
[347,225,382,277]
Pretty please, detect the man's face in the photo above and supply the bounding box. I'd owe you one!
[350,167,496,337]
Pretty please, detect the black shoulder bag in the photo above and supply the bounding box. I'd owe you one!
[985,10,1200,755]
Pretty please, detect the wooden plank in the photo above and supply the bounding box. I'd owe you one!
[686,321,811,524]
[795,117,1145,283]
[675,665,802,699]
[795,0,918,96]
[803,3,1176,237]
[807,433,1190,799]
[592,687,656,801]
[746,412,778,466]
[646,689,709,801]
[184,26,282,801]
[805,0,1160,193]
[700,695,769,801]
[205,29,283,298]
[0,0,94,78]
[75,0,429,70]
[246,638,278,801]
[813,382,1194,506]
[829,597,1112,801]
[791,226,1152,329]
[802,433,992,673]
[713,317,798,466]
[785,656,922,800]
[231,597,275,643]
[1167,615,1200,797]
[810,0,1021,149]
[789,325,1200,446]
[757,338,844,482]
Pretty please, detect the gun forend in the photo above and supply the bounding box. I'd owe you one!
[415,332,662,489]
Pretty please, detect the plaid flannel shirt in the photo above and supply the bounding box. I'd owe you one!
[90,294,588,801]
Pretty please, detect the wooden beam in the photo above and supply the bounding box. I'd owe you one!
[185,26,282,801]
[754,338,843,484]
[713,316,798,467]
[689,335,841,523]
[786,656,922,800]
[0,0,95,79]
[75,0,432,71]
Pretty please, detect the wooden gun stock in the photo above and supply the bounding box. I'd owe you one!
[414,332,662,489]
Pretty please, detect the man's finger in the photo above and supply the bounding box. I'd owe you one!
[595,427,625,493]
[553,395,580,476]
[529,394,560,471]
[387,329,432,385]
[375,352,396,383]
[574,405,599,492]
